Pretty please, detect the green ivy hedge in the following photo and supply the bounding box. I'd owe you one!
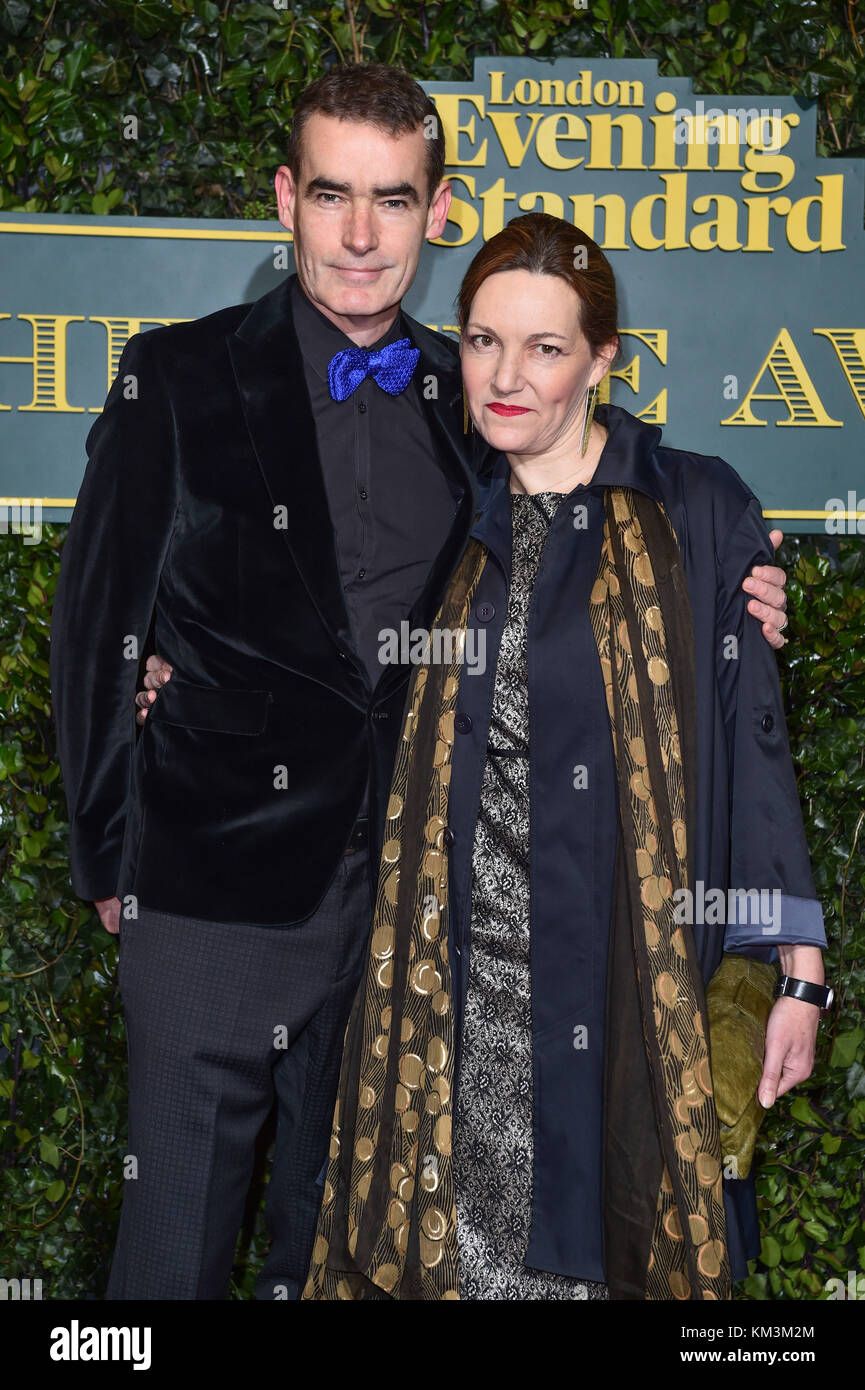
[1,0,863,1301]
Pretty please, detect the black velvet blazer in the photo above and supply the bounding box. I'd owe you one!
[49,277,480,924]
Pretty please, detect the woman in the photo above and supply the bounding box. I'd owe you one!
[302,213,828,1302]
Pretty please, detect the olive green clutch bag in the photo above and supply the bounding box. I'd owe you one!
[705,953,779,1180]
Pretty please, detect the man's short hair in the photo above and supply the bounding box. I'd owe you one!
[286,62,446,204]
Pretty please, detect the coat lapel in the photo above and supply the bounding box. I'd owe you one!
[403,313,480,631]
[227,277,356,660]
[372,314,480,703]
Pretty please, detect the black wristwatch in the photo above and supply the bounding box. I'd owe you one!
[773,975,835,1015]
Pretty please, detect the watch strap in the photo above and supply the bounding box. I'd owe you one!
[774,975,833,1010]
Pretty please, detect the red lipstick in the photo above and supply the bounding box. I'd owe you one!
[486,403,532,416]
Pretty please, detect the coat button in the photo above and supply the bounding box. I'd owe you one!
[476,600,496,622]
[454,712,473,734]
[761,712,775,732]
[443,827,455,847]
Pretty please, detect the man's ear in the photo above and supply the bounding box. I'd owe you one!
[275,165,297,233]
[425,177,452,242]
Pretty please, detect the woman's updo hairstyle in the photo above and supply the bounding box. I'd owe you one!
[457,211,620,367]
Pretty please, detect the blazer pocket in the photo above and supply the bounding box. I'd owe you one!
[147,678,273,735]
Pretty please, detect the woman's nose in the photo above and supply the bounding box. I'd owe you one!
[491,353,523,393]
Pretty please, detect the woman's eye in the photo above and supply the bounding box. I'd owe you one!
[470,334,495,348]
[536,344,561,356]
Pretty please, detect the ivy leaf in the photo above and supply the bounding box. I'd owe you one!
[846,1063,865,1100]
[40,1135,60,1168]
[760,1235,781,1268]
[0,0,30,37]
[789,1095,828,1128]
[803,1219,830,1243]
[830,1029,864,1068]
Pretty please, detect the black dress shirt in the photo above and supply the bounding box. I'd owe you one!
[290,275,461,690]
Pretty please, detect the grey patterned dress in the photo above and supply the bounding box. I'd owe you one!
[453,490,609,1301]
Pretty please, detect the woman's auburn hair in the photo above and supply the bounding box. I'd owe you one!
[457,212,620,364]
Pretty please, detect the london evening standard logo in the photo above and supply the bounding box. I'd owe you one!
[427,62,846,255]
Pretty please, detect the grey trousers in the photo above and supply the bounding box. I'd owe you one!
[107,847,372,1300]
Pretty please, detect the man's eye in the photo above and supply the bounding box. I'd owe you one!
[317,193,341,204]
[382,199,408,209]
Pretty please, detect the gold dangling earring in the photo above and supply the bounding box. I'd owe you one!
[463,386,472,434]
[579,382,598,457]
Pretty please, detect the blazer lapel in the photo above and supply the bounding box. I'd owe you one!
[227,278,356,661]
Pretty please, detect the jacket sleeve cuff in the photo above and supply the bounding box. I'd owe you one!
[723,892,827,960]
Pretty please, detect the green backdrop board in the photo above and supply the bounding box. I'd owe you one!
[0,57,864,531]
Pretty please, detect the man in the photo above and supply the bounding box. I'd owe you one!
[50,62,791,1302]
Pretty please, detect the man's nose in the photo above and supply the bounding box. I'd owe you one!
[343,203,378,254]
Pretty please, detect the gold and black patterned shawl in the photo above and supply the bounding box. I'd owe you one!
[301,486,731,1302]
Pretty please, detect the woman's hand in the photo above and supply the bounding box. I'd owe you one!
[758,998,820,1106]
[757,944,824,1106]
[135,653,173,725]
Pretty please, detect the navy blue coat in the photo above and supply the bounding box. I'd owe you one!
[446,402,826,1285]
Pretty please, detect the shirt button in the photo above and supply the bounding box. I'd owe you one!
[476,600,496,623]
[761,712,775,732]
[358,400,367,414]
[358,568,366,579]
[454,712,473,734]
[443,827,455,847]
[359,488,368,500]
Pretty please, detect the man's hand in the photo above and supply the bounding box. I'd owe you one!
[135,653,174,725]
[743,528,788,651]
[95,896,121,935]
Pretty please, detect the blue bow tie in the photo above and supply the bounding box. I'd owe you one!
[328,336,420,403]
